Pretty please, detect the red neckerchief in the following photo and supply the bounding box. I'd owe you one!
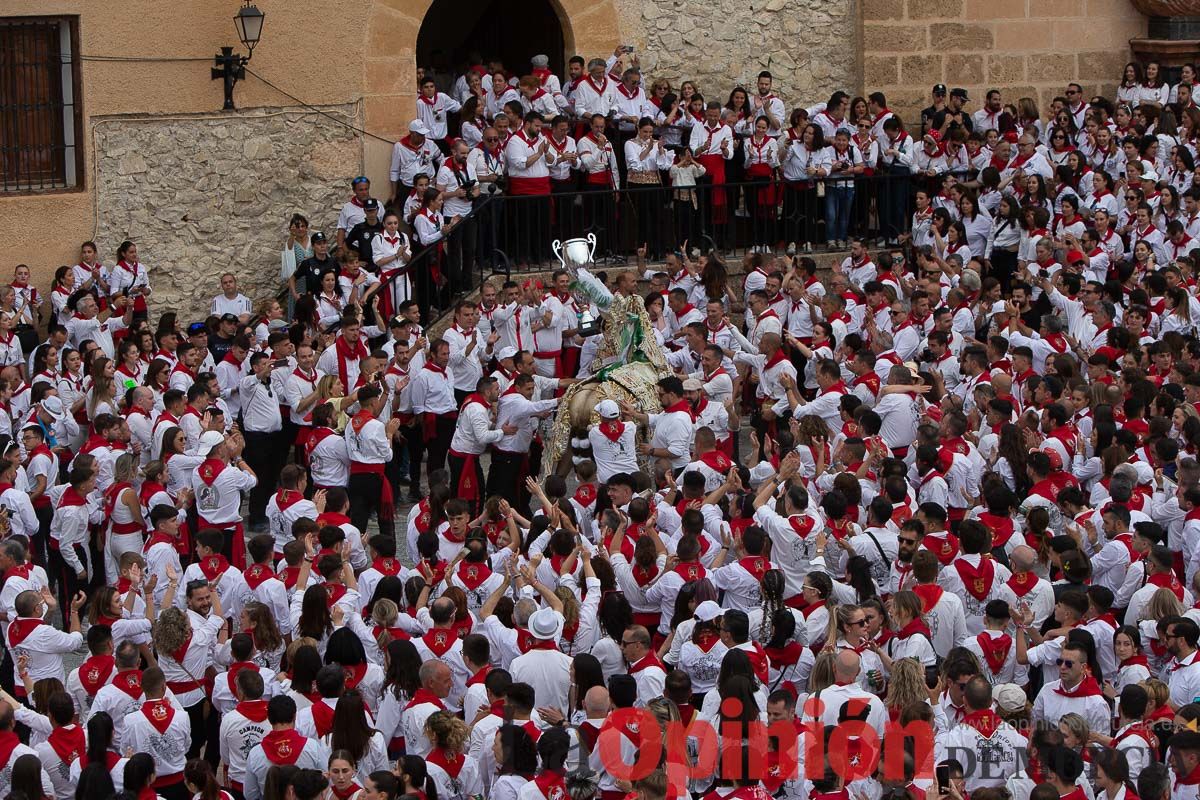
[331,783,362,800]
[977,631,1012,675]
[894,617,931,641]
[141,698,176,733]
[953,557,996,601]
[225,661,258,697]
[911,583,944,613]
[7,617,45,647]
[673,560,706,582]
[1007,571,1038,597]
[421,628,457,657]
[199,554,229,581]
[196,457,227,487]
[261,729,308,765]
[112,669,143,699]
[456,560,493,590]
[533,769,565,800]
[963,709,1003,739]
[405,687,446,711]
[597,419,624,443]
[1148,571,1185,600]
[0,731,22,771]
[47,723,85,764]
[78,654,116,696]
[1054,675,1103,697]
[800,599,825,620]
[628,652,664,675]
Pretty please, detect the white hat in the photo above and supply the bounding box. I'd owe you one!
[992,683,1028,713]
[409,119,431,136]
[40,395,64,420]
[595,399,620,419]
[1141,166,1160,182]
[531,54,550,67]
[527,607,565,641]
[497,346,518,361]
[196,430,225,457]
[681,378,703,392]
[694,600,723,623]
[990,301,1008,316]
[1133,460,1154,485]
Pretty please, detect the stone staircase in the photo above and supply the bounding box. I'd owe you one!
[428,246,851,337]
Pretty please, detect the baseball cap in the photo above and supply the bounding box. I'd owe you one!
[311,232,327,243]
[932,84,947,96]
[595,399,620,419]
[409,119,431,136]
[363,198,380,211]
[694,601,723,623]
[220,313,238,324]
[1141,169,1160,182]
[1066,250,1086,265]
[950,87,969,100]
[196,430,225,457]
[990,301,1008,316]
[187,322,207,336]
[993,684,1027,713]
[682,378,703,392]
[497,346,517,361]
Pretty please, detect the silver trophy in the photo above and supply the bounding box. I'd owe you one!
[552,234,604,337]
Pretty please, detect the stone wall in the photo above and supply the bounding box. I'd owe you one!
[93,106,364,321]
[863,0,1145,123]
[615,0,859,107]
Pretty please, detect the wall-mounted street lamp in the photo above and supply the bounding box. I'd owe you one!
[211,1,266,110]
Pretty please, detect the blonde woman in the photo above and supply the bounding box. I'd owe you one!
[885,657,935,724]
[822,604,885,693]
[881,591,936,669]
[1139,588,1185,677]
[314,374,360,434]
[423,711,481,800]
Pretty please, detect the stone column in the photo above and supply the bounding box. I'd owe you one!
[1129,0,1200,75]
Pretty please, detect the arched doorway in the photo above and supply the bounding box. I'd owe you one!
[416,0,570,78]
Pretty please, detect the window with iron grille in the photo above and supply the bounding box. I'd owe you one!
[0,16,83,192]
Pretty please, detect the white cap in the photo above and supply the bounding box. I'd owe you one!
[196,430,225,457]
[990,301,1008,316]
[681,378,703,392]
[40,395,64,420]
[992,683,1028,713]
[694,600,723,623]
[497,346,518,361]
[595,399,620,419]
[527,607,565,641]
[409,119,431,136]
[1133,460,1154,485]
[531,54,550,67]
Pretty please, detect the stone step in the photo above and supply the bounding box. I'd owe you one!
[427,245,858,338]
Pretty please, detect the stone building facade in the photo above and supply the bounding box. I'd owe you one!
[0,0,1149,318]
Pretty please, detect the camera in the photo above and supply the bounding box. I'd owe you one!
[620,45,634,53]
[918,348,935,362]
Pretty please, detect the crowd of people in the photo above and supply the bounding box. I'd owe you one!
[6,40,1200,800]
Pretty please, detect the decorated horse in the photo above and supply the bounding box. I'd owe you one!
[543,235,673,469]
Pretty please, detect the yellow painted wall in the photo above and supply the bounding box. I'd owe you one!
[0,0,622,291]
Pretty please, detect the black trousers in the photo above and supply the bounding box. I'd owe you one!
[448,451,486,517]
[400,425,424,495]
[49,543,88,631]
[32,505,51,574]
[424,415,456,476]
[348,472,384,536]
[242,429,285,524]
[487,449,530,517]
[185,698,220,769]
[444,214,477,295]
[879,165,912,242]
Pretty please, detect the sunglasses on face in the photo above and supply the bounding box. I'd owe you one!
[1055,658,1076,667]
[848,619,867,627]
